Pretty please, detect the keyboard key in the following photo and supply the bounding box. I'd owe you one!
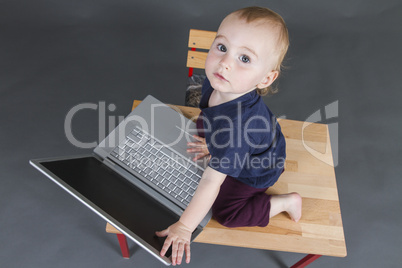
[166,166,175,174]
[168,183,176,192]
[149,171,156,178]
[155,175,164,184]
[128,133,141,143]
[174,187,182,195]
[178,165,186,173]
[196,169,204,178]
[154,141,162,148]
[188,164,198,174]
[164,173,171,180]
[179,191,188,200]
[142,159,149,166]
[177,175,185,182]
[160,146,172,156]
[190,181,198,189]
[157,168,165,176]
[182,184,189,192]
[114,147,124,156]
[137,162,146,170]
[149,138,156,145]
[188,188,195,196]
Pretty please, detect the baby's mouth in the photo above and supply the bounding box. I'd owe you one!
[214,73,228,82]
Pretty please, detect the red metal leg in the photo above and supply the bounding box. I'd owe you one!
[291,254,321,268]
[116,234,130,259]
[188,67,194,77]
[188,47,196,77]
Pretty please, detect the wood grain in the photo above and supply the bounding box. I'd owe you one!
[188,29,216,50]
[186,50,208,69]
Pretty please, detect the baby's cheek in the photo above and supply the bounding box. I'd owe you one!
[204,56,212,72]
[206,51,220,67]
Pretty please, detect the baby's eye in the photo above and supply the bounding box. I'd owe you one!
[217,44,227,52]
[239,55,250,63]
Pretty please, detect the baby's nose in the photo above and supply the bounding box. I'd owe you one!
[219,55,232,70]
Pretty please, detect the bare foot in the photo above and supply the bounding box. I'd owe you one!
[286,192,302,222]
[270,192,302,222]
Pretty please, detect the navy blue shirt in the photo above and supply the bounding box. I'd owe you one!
[199,78,286,188]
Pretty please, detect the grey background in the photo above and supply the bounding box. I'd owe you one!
[1,0,401,267]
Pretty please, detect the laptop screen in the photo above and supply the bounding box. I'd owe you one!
[39,156,181,258]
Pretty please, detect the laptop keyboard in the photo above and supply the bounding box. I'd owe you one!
[109,127,204,207]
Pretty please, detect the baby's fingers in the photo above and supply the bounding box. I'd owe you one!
[155,229,169,238]
[187,141,205,148]
[193,152,208,161]
[185,243,191,263]
[187,147,205,154]
[175,242,185,265]
[192,135,205,142]
[171,240,178,265]
[160,236,173,257]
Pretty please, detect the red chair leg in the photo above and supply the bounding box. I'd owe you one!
[188,47,196,77]
[188,67,194,77]
[116,234,130,259]
[291,254,321,268]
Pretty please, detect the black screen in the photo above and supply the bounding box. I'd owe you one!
[41,156,183,256]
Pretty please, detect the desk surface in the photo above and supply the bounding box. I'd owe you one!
[127,101,346,257]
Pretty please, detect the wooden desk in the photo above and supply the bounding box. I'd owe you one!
[106,101,346,266]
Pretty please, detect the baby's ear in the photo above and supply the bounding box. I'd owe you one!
[257,71,279,89]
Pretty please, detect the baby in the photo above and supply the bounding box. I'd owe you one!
[156,6,302,265]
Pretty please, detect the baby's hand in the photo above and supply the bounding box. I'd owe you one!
[187,135,210,161]
[155,221,192,266]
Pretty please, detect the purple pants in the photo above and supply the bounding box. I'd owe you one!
[212,176,271,227]
[197,113,272,228]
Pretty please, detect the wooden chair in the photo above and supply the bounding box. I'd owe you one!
[105,29,347,267]
[186,29,216,77]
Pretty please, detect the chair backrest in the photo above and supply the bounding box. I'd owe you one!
[187,29,216,76]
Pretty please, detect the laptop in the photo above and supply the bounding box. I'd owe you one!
[30,95,211,265]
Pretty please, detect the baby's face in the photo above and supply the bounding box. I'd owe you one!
[205,15,280,96]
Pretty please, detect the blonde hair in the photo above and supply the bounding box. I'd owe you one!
[231,7,289,96]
